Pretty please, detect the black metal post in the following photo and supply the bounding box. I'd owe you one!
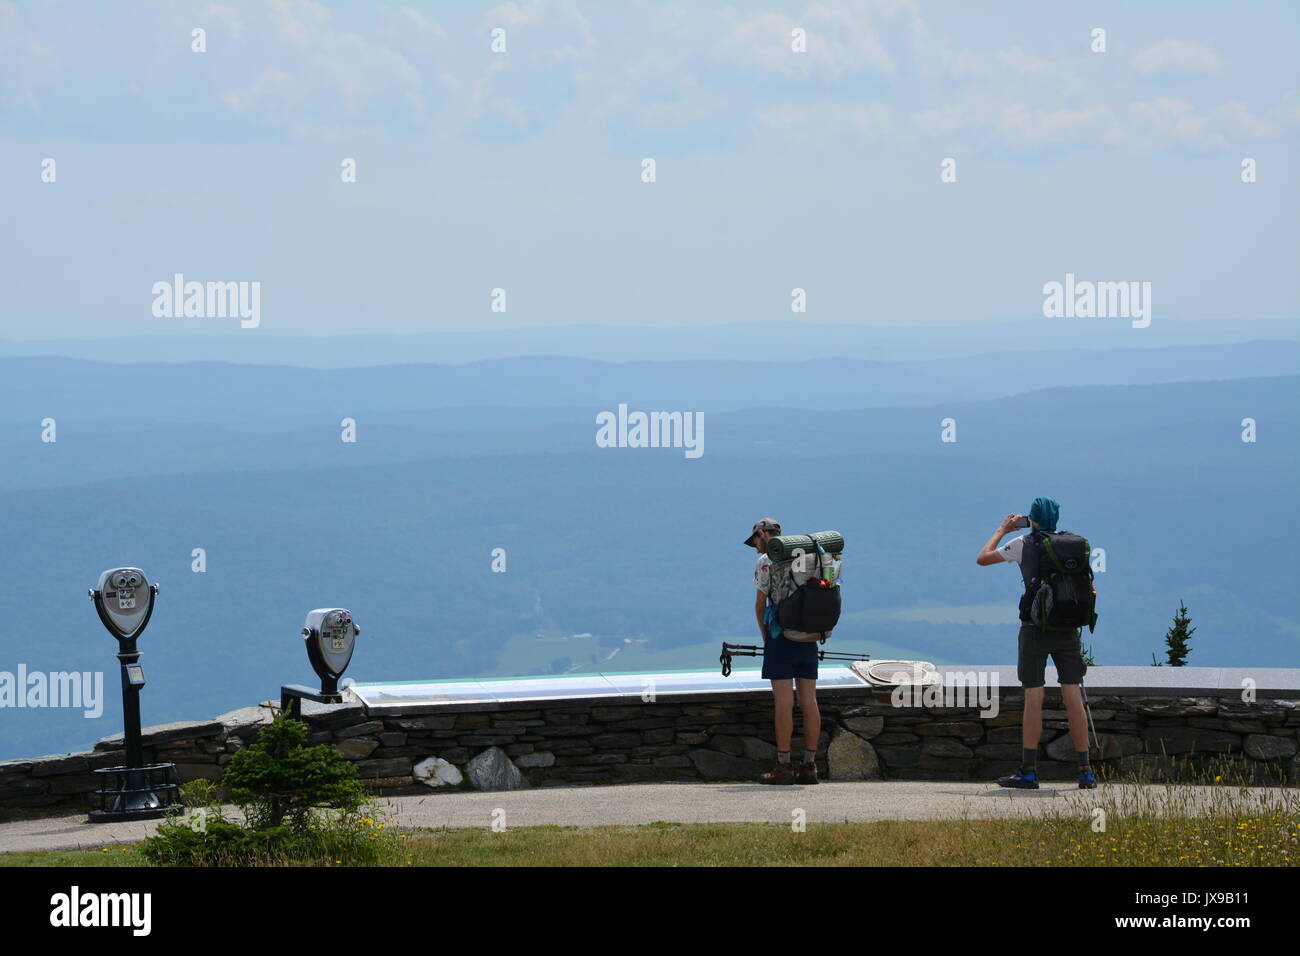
[280,683,342,720]
[117,637,144,768]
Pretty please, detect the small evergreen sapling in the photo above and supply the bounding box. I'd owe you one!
[1158,600,1195,667]
[221,709,367,829]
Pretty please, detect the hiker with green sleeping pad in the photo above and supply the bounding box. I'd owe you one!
[746,519,843,786]
[977,496,1099,790]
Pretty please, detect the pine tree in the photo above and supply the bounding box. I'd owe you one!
[1162,600,1195,667]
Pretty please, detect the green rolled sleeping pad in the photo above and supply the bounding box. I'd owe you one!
[766,531,844,563]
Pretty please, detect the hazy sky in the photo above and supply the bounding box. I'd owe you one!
[2,0,1297,338]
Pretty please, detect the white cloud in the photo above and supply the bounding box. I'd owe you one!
[490,0,542,27]
[1273,90,1300,127]
[484,0,594,63]
[0,0,55,119]
[1,0,1292,158]
[912,96,1120,151]
[999,104,1119,149]
[215,0,426,130]
[718,1,909,79]
[995,46,1053,76]
[1127,97,1284,151]
[910,19,1057,83]
[756,100,894,147]
[202,4,247,41]
[909,18,983,80]
[1213,99,1282,140]
[1128,98,1223,149]
[378,6,449,46]
[1131,39,1222,77]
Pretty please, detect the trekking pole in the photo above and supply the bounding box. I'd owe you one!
[719,642,762,676]
[718,642,869,676]
[1082,685,1099,754]
[816,650,872,663]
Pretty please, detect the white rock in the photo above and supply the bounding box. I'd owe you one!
[413,756,463,788]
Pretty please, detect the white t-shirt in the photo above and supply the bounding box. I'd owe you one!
[997,533,1030,565]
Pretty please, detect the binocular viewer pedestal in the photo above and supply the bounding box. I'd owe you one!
[88,762,181,822]
[87,569,182,823]
[280,682,344,719]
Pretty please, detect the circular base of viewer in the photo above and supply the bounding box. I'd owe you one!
[88,806,175,823]
[87,762,182,823]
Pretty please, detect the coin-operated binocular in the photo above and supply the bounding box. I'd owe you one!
[87,567,180,822]
[280,608,361,717]
[92,568,158,640]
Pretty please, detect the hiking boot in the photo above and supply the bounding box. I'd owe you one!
[997,769,1040,790]
[759,762,795,785]
[796,762,820,785]
[1078,768,1098,790]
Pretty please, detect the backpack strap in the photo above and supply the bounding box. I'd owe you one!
[1040,533,1070,575]
[1018,531,1043,591]
[811,538,828,643]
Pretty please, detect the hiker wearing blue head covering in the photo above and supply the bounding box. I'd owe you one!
[977,497,1097,791]
[1029,496,1059,533]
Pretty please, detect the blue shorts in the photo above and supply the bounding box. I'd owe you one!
[762,634,819,681]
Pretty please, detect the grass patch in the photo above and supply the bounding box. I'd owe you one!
[5,783,1296,867]
[1,845,148,867]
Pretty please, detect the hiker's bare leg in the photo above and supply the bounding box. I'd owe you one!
[1060,684,1090,751]
[795,678,820,751]
[771,679,794,751]
[1022,686,1044,749]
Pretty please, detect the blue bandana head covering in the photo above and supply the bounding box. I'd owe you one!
[1029,496,1060,533]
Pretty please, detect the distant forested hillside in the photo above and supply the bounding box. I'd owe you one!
[1,371,1294,759]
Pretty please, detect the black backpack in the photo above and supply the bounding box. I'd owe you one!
[776,541,842,641]
[1017,531,1098,632]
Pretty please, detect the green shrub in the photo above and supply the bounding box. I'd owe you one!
[142,711,398,866]
[222,710,368,830]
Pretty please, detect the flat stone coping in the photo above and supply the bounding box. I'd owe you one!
[346,665,873,716]
[947,665,1300,698]
[343,664,1300,716]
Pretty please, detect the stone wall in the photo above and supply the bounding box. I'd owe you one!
[2,686,1296,817]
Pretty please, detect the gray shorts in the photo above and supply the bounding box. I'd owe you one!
[1017,623,1086,688]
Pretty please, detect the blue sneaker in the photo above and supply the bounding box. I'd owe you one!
[1079,768,1098,789]
[997,769,1039,789]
